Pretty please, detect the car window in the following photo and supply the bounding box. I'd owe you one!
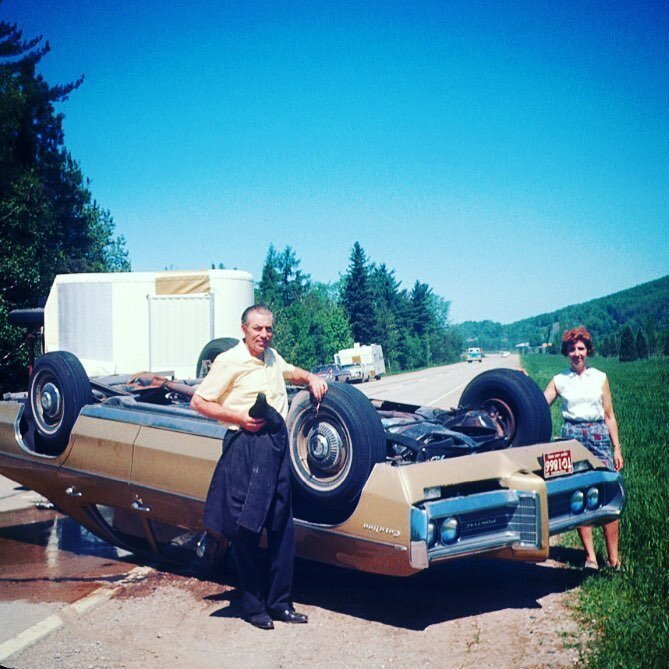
[91,504,152,554]
[148,518,201,562]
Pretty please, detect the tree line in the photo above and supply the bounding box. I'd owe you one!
[255,242,463,374]
[459,275,669,361]
[0,19,129,393]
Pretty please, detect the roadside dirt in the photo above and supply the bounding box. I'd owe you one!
[8,546,589,669]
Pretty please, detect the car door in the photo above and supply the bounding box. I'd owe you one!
[128,417,222,557]
[57,413,152,552]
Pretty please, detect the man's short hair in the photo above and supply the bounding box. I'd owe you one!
[241,304,273,325]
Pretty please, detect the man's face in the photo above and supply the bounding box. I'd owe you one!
[242,310,274,358]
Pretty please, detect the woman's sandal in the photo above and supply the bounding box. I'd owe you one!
[584,559,599,571]
[606,560,623,572]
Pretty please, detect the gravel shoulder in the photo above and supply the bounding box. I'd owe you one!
[9,547,588,669]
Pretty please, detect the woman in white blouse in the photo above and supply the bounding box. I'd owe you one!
[544,326,623,571]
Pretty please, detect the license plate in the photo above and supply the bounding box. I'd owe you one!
[543,450,573,478]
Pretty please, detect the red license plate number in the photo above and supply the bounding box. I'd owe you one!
[543,450,573,478]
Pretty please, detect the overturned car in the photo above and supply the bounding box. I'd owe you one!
[0,346,625,577]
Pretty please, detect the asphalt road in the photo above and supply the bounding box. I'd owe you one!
[356,353,521,408]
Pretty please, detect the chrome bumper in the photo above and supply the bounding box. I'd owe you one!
[545,470,626,535]
[410,488,542,567]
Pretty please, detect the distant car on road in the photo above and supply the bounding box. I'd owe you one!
[467,347,483,363]
[500,351,511,358]
[342,363,370,383]
[311,364,351,383]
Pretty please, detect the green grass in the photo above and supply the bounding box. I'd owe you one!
[521,355,669,669]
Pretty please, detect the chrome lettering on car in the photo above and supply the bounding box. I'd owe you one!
[462,518,499,530]
[363,522,400,538]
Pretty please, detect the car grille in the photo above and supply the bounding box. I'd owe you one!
[459,495,537,543]
[423,490,539,559]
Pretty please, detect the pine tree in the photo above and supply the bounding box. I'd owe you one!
[257,245,283,308]
[659,329,669,356]
[636,330,649,359]
[618,325,637,362]
[341,242,377,344]
[0,19,129,393]
[257,245,310,310]
[370,264,401,371]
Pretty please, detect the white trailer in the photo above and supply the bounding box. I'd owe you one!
[334,343,386,379]
[43,269,253,378]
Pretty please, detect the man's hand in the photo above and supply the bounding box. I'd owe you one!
[191,394,266,431]
[308,373,328,401]
[239,411,266,432]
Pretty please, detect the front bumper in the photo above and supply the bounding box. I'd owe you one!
[545,470,625,534]
[410,487,543,568]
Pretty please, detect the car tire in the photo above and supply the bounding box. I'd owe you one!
[459,369,552,446]
[28,351,93,453]
[286,382,386,524]
[196,337,238,377]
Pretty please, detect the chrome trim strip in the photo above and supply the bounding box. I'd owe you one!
[410,507,428,542]
[423,489,521,517]
[81,402,227,440]
[428,529,523,559]
[545,470,623,494]
[12,402,59,460]
[293,519,407,552]
[548,507,624,534]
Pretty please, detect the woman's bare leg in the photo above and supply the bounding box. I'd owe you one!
[602,519,620,566]
[578,525,597,565]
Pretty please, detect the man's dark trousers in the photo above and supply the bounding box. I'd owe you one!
[204,421,295,617]
[233,509,295,616]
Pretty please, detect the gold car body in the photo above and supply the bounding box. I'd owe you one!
[0,400,625,577]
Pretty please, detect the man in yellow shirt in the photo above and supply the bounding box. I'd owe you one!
[191,304,327,630]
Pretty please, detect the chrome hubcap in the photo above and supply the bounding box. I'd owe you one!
[307,422,344,473]
[40,382,62,420]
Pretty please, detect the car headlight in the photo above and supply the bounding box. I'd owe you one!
[570,490,585,514]
[427,521,436,547]
[585,486,600,510]
[440,517,460,544]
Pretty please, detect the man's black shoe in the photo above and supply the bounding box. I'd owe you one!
[269,608,308,624]
[245,613,274,630]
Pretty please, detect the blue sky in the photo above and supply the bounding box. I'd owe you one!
[5,1,668,323]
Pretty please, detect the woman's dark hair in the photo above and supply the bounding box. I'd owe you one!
[561,326,595,356]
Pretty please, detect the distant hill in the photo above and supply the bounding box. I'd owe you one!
[458,275,669,352]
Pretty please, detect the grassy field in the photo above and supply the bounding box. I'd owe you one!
[521,355,669,669]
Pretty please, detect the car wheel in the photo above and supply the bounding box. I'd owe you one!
[287,382,386,524]
[196,337,238,377]
[459,369,552,446]
[28,351,93,452]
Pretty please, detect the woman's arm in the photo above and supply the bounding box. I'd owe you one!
[602,378,624,471]
[544,378,558,405]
